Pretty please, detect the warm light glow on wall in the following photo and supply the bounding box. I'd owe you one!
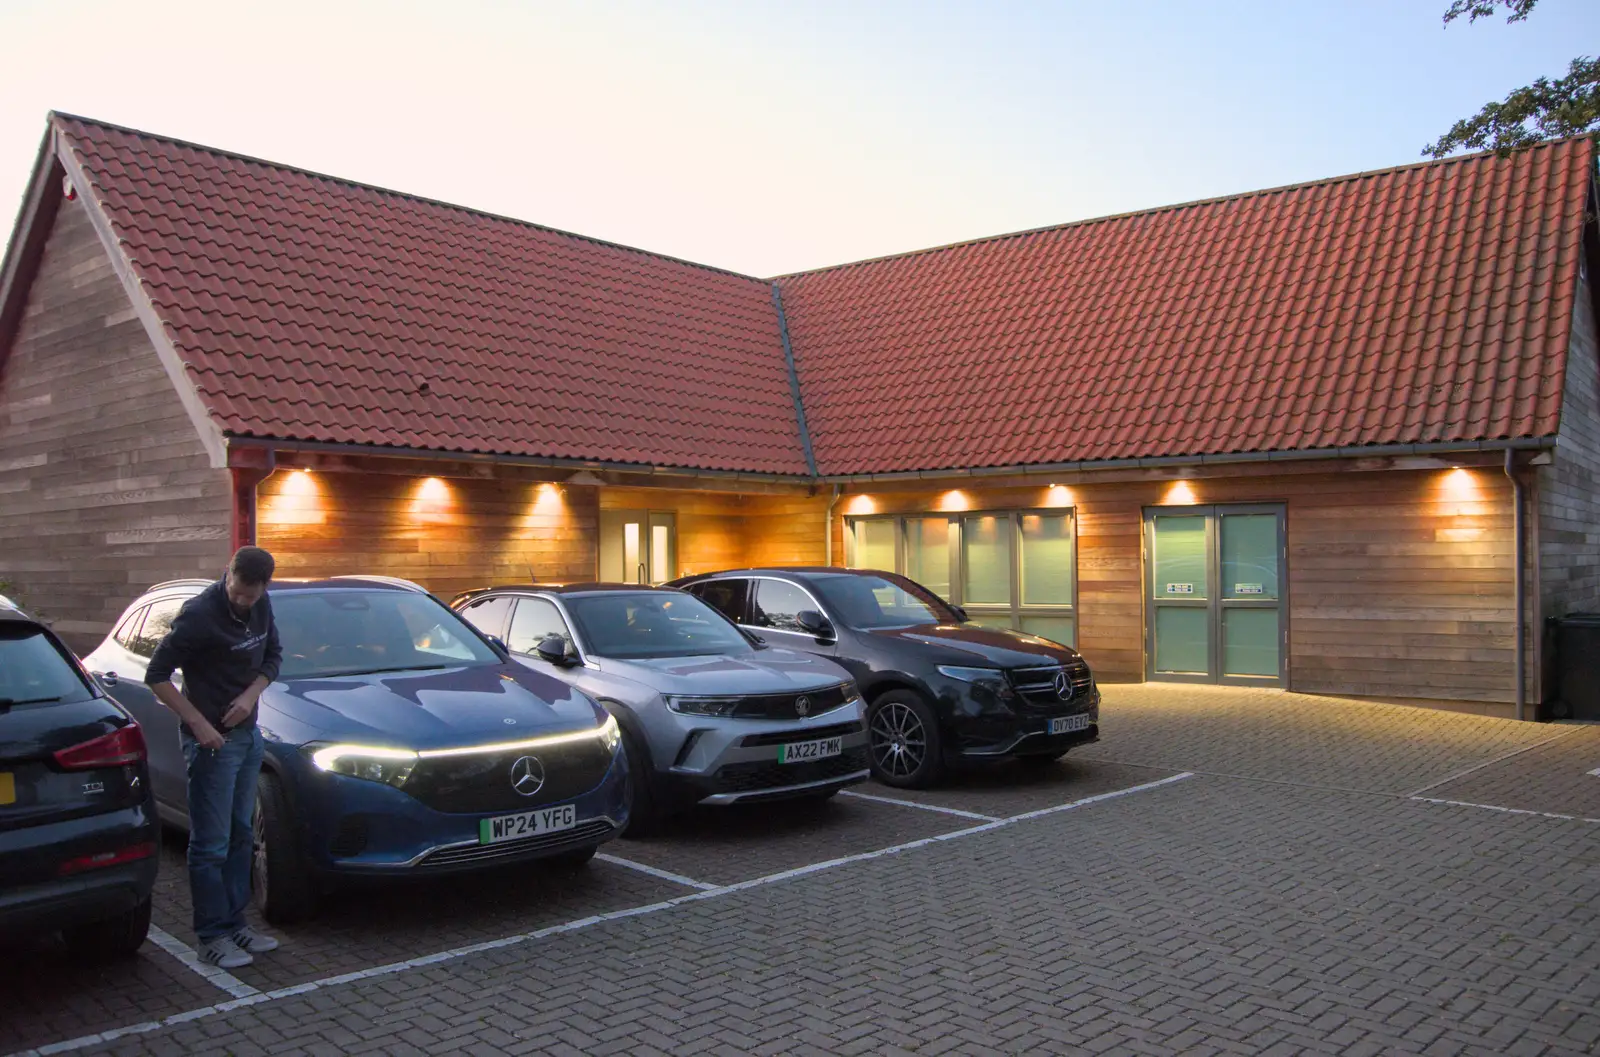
[936,489,971,511]
[845,494,878,515]
[260,467,324,527]
[1436,466,1487,522]
[528,482,568,520]
[411,476,455,524]
[1043,484,1074,507]
[1440,467,1481,502]
[1162,480,1198,505]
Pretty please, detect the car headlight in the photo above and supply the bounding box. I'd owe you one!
[936,665,1005,684]
[666,695,741,717]
[596,711,622,753]
[308,744,419,788]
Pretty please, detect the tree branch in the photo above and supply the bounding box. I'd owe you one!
[1424,56,1600,157]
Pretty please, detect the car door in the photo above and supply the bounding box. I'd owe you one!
[746,577,839,659]
[686,578,751,626]
[93,596,189,811]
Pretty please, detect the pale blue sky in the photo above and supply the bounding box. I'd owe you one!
[0,0,1594,276]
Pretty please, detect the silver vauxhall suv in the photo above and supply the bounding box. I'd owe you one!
[452,584,870,835]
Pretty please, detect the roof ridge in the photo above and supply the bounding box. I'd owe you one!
[48,111,769,285]
[770,135,1597,282]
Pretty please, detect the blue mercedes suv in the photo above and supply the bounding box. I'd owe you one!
[82,576,628,922]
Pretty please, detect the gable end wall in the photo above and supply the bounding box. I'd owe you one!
[0,195,231,651]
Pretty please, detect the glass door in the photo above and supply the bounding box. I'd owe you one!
[599,510,677,585]
[1144,505,1285,686]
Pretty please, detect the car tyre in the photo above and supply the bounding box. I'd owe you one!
[867,690,944,789]
[62,896,151,960]
[254,770,320,923]
[618,725,663,839]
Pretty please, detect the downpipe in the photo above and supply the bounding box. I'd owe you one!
[1504,449,1526,722]
[824,484,842,567]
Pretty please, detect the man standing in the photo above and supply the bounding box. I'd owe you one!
[145,546,284,968]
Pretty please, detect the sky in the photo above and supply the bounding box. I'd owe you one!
[0,0,1595,277]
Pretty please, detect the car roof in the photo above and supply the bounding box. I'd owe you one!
[141,576,428,596]
[679,567,885,580]
[454,582,684,602]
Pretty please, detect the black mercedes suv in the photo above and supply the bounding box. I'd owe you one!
[668,568,1100,788]
[0,596,158,957]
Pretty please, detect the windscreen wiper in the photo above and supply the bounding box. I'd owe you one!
[0,695,64,707]
[319,665,450,678]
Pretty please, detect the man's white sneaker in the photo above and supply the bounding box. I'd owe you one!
[232,926,280,953]
[199,936,253,969]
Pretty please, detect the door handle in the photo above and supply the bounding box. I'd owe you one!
[97,671,119,686]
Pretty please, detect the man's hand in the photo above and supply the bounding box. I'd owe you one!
[221,689,259,730]
[191,720,225,751]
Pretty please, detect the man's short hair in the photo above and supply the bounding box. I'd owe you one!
[229,546,276,586]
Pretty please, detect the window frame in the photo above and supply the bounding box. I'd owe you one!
[506,596,578,658]
[845,507,1078,647]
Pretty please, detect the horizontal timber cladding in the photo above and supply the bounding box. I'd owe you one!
[257,468,599,601]
[829,463,1517,704]
[0,195,230,652]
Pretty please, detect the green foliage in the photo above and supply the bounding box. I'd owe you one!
[1426,0,1600,158]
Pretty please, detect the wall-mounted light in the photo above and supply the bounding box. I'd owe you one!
[936,489,970,512]
[1043,483,1073,507]
[532,482,566,516]
[845,494,877,515]
[1163,480,1198,505]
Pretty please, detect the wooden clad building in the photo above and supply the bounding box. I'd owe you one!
[3,114,1598,719]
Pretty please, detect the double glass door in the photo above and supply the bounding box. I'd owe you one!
[1145,505,1285,685]
[599,511,677,585]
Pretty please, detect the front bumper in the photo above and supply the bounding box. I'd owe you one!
[930,675,1103,758]
[285,747,629,876]
[646,700,872,804]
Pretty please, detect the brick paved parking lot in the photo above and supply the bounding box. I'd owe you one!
[4,686,1598,1057]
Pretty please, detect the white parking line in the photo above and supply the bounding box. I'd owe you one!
[1411,795,1600,825]
[1588,767,1600,777]
[838,789,1001,821]
[595,853,721,891]
[1404,729,1580,798]
[145,925,261,1000]
[6,770,1195,1057]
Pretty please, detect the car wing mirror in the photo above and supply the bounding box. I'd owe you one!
[795,609,834,639]
[535,634,573,667]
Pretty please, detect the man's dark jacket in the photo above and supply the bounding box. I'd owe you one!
[144,580,281,731]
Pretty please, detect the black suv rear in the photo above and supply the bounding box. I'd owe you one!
[0,597,158,957]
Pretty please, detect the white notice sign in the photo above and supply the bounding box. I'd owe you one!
[1234,584,1264,595]
[1165,583,1194,595]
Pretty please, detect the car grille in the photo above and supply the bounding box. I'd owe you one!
[711,747,870,794]
[415,818,615,870]
[1007,661,1095,714]
[739,721,862,748]
[404,739,615,814]
[728,683,854,720]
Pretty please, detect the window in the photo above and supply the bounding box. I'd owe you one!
[564,592,752,660]
[113,606,148,651]
[847,509,1077,646]
[507,597,573,655]
[750,579,818,633]
[459,596,514,640]
[688,579,750,624]
[132,598,185,658]
[811,572,954,630]
[0,625,96,705]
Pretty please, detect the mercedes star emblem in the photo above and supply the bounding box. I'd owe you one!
[1053,671,1076,702]
[509,755,546,797]
[796,695,811,717]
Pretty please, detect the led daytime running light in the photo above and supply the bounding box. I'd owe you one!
[311,713,621,772]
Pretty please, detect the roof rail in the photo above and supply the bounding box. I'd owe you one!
[147,578,214,593]
[330,575,430,593]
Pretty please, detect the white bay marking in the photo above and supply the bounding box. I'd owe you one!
[595,853,721,891]
[145,925,261,1000]
[838,789,1001,821]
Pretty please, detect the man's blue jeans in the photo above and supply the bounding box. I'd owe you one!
[182,724,264,942]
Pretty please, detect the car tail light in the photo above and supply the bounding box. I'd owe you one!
[53,724,147,770]
[57,841,156,876]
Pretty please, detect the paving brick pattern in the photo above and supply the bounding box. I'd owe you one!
[11,687,1599,1056]
[1420,724,1600,818]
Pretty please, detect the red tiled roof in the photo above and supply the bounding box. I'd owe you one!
[53,116,811,475]
[776,138,1596,475]
[13,118,1597,478]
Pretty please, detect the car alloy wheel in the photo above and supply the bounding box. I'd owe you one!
[251,793,270,907]
[869,700,927,780]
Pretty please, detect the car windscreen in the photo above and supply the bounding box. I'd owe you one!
[812,573,957,630]
[564,592,753,660]
[274,590,502,679]
[0,624,97,706]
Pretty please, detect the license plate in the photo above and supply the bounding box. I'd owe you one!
[478,803,577,845]
[1049,715,1091,735]
[777,736,842,764]
[0,772,13,806]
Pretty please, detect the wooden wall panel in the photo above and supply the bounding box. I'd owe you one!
[0,197,230,651]
[258,471,598,601]
[1539,270,1600,627]
[824,468,1516,703]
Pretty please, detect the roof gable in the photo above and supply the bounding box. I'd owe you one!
[776,138,1597,475]
[47,115,811,475]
